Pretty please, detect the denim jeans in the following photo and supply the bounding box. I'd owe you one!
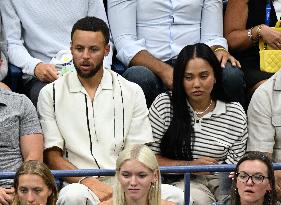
[22,75,47,107]
[121,62,246,108]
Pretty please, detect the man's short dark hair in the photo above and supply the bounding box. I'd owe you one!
[71,16,109,44]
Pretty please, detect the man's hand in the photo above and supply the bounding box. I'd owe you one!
[0,187,15,205]
[81,177,112,202]
[158,65,173,90]
[34,63,59,82]
[214,49,241,69]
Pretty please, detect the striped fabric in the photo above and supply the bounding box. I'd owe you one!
[149,93,248,164]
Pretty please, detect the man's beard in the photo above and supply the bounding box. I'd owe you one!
[73,60,103,79]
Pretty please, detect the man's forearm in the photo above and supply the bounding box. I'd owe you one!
[44,147,83,184]
[129,50,172,76]
[44,147,112,200]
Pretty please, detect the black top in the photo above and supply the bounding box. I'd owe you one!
[230,0,278,88]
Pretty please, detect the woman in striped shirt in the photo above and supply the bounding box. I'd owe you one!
[149,43,248,205]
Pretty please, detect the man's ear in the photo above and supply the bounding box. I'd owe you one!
[104,44,110,56]
[70,42,73,53]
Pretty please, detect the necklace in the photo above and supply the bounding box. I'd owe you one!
[194,99,213,115]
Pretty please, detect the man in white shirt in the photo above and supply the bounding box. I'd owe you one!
[247,69,281,200]
[38,16,184,205]
[108,0,245,107]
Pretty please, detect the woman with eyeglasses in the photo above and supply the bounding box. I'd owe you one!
[225,151,278,205]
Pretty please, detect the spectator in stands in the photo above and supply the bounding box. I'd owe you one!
[224,0,280,97]
[99,144,176,205]
[0,15,8,83]
[149,43,248,205]
[212,152,277,205]
[108,0,245,108]
[0,88,43,204]
[231,151,277,205]
[38,16,184,205]
[12,160,57,205]
[0,0,112,105]
[247,68,281,200]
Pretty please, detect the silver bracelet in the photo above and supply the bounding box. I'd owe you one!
[247,27,253,41]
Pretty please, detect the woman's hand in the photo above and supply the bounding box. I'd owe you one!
[189,157,218,175]
[189,156,218,166]
[214,48,241,68]
[260,24,281,50]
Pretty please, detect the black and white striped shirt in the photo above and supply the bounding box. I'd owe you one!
[149,93,248,164]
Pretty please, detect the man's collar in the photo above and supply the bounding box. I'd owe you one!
[69,68,113,93]
[274,71,281,90]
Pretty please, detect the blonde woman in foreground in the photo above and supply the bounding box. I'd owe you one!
[99,144,175,205]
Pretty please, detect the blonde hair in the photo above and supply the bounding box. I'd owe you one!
[113,144,161,205]
[12,160,58,205]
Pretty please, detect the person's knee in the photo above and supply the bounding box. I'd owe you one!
[123,66,164,107]
[161,184,185,205]
[222,63,245,88]
[222,63,246,106]
[27,80,47,106]
[122,66,159,85]
[190,184,215,205]
[57,183,99,205]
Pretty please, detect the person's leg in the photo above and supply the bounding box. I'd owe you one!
[171,177,214,205]
[22,77,47,107]
[57,183,100,205]
[189,176,216,205]
[222,63,246,108]
[122,66,164,107]
[161,184,185,205]
[214,172,232,205]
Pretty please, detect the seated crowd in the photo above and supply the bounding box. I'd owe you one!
[0,0,281,205]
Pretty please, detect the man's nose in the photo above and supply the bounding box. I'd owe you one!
[82,49,90,59]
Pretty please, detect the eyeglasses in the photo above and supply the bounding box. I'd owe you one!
[236,172,269,184]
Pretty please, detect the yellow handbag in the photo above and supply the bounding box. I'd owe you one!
[259,21,281,73]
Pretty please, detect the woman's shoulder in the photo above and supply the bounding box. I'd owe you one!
[223,101,246,115]
[161,199,176,205]
[150,92,172,109]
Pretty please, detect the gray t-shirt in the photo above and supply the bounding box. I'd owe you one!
[0,89,42,187]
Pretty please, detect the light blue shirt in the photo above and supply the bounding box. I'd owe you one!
[108,0,228,66]
[0,0,112,75]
